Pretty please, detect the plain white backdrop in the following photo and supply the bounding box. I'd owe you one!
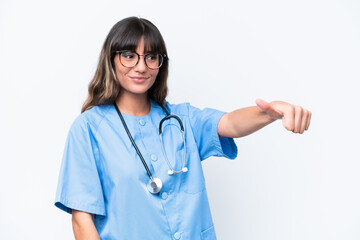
[1,0,359,239]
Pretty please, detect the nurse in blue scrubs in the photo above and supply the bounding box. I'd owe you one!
[55,17,311,240]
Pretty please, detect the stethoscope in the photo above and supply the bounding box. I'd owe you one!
[113,101,188,194]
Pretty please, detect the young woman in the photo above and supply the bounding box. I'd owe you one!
[55,17,311,240]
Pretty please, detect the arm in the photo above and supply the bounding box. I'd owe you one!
[218,99,311,138]
[72,210,101,240]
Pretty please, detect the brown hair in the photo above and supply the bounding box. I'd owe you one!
[81,17,169,113]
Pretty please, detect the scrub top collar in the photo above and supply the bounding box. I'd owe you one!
[113,98,163,119]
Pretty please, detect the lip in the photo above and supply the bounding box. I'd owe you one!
[129,76,149,83]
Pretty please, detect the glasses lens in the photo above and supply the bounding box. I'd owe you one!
[119,51,138,68]
[119,51,164,69]
[145,53,163,69]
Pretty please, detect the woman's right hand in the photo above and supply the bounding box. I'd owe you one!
[72,210,101,240]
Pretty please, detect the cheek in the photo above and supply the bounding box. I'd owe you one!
[151,70,159,81]
[116,67,130,80]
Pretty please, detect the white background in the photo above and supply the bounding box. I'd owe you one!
[1,0,359,239]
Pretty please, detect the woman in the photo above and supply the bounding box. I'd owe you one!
[55,17,311,240]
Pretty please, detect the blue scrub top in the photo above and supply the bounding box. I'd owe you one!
[55,98,238,240]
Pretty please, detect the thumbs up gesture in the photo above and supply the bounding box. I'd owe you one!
[255,99,311,134]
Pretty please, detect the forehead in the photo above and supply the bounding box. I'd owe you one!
[134,37,146,53]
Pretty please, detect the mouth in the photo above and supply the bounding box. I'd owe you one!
[129,76,149,83]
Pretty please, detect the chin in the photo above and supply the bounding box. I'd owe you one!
[127,87,152,96]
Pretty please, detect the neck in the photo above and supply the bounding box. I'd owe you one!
[115,92,151,116]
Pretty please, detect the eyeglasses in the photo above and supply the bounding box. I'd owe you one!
[115,50,166,70]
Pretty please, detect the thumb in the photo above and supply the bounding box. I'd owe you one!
[255,98,270,112]
[255,98,283,119]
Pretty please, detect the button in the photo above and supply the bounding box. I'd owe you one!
[174,232,181,239]
[150,154,157,161]
[161,192,168,200]
[139,119,146,126]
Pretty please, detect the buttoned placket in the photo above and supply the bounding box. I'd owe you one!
[136,107,186,239]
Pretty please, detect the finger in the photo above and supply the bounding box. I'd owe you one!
[305,111,312,130]
[267,105,284,119]
[255,99,270,112]
[256,99,283,119]
[282,105,295,131]
[294,106,303,133]
[299,110,309,134]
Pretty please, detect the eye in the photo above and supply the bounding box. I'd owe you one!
[121,51,136,59]
[146,54,158,61]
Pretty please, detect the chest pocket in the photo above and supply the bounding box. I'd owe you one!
[162,117,206,194]
[180,144,206,194]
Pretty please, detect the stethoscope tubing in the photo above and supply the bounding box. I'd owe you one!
[160,130,187,175]
[113,101,188,194]
[113,102,154,180]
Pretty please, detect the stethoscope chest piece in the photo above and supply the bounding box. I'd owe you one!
[147,177,163,194]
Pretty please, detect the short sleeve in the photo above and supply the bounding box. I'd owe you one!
[54,115,106,216]
[187,103,238,161]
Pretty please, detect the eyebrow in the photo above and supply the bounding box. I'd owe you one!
[122,50,158,54]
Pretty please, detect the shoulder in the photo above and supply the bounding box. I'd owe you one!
[164,101,216,116]
[162,100,225,124]
[163,101,193,116]
[69,104,113,135]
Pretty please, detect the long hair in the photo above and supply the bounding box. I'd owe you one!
[81,17,169,113]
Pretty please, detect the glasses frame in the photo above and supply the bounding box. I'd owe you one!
[115,50,166,70]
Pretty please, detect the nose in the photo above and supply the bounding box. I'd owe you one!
[133,55,147,73]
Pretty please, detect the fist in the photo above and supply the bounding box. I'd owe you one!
[256,99,311,134]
